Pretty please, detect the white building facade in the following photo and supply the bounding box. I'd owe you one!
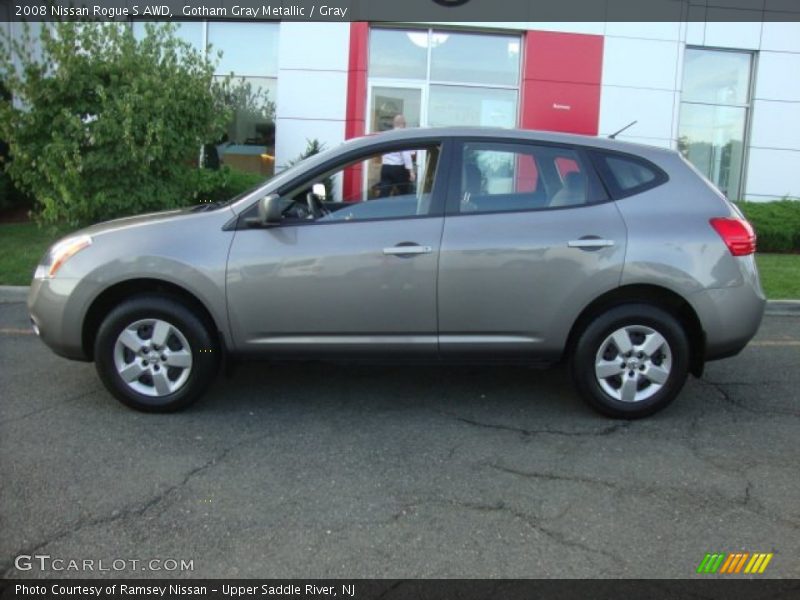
[3,18,800,201]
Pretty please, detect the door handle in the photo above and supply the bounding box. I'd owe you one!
[568,239,615,249]
[383,245,432,256]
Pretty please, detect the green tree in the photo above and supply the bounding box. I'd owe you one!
[0,22,232,226]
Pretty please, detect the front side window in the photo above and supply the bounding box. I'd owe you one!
[456,143,602,214]
[678,48,753,199]
[277,143,442,224]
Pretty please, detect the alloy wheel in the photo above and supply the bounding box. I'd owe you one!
[113,318,193,397]
[594,325,673,403]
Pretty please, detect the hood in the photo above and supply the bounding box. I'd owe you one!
[73,206,210,238]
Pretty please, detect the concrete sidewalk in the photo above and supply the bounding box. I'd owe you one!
[2,284,798,314]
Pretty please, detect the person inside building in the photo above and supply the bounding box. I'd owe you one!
[378,114,416,197]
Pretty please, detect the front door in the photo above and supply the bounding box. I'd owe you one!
[226,140,447,357]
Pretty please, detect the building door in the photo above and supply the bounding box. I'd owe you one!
[366,85,425,196]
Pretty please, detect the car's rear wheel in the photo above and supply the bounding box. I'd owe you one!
[571,304,689,419]
[94,295,219,412]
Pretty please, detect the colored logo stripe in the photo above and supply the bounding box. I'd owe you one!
[697,553,773,574]
[697,553,725,573]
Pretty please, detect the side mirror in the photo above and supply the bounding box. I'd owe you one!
[312,182,327,200]
[257,194,282,225]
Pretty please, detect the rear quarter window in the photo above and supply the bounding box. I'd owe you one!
[591,150,668,199]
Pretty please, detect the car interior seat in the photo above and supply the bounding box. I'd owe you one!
[549,171,586,207]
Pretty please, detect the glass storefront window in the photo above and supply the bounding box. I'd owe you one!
[682,49,751,105]
[430,32,520,86]
[678,104,747,200]
[132,22,204,54]
[131,21,279,177]
[215,76,277,176]
[370,87,422,132]
[367,27,521,137]
[208,22,278,77]
[207,22,279,176]
[678,48,752,199]
[428,86,517,128]
[368,29,428,80]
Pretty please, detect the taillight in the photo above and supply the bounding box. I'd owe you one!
[709,217,757,256]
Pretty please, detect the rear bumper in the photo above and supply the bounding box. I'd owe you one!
[691,283,766,362]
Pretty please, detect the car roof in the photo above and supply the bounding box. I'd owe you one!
[349,126,676,157]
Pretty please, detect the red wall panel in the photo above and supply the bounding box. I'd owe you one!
[520,30,604,135]
[523,30,603,85]
[344,22,369,200]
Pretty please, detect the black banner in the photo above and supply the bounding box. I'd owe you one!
[2,580,800,600]
[3,0,800,22]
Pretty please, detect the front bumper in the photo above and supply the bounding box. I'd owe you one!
[28,277,91,361]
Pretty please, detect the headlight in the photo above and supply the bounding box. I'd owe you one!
[34,234,93,279]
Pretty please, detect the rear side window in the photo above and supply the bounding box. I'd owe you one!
[592,151,668,199]
[454,142,607,214]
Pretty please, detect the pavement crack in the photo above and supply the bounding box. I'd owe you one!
[701,379,800,418]
[487,463,617,490]
[444,413,631,438]
[1,431,268,578]
[393,497,623,566]
[487,462,800,533]
[0,388,103,427]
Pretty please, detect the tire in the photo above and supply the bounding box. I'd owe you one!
[571,303,690,419]
[94,295,220,412]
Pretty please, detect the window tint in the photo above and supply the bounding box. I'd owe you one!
[457,143,600,214]
[280,144,442,224]
[606,156,657,190]
[594,152,666,197]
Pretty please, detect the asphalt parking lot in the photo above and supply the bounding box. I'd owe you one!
[1,297,798,579]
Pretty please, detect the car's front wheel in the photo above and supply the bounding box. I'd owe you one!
[571,304,690,419]
[94,295,219,412]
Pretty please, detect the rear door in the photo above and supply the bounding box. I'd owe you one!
[437,139,628,359]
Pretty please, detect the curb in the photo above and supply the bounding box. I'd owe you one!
[766,300,800,316]
[0,286,28,304]
[1,284,799,314]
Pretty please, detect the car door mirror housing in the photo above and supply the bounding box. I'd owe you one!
[312,183,327,200]
[257,194,282,225]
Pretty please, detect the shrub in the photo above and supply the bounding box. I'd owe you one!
[192,167,266,205]
[0,22,232,226]
[0,170,10,212]
[282,138,333,199]
[0,170,33,214]
[737,199,800,253]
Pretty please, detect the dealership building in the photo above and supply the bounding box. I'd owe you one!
[3,17,800,201]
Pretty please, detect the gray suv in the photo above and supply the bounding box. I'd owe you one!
[28,128,765,418]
